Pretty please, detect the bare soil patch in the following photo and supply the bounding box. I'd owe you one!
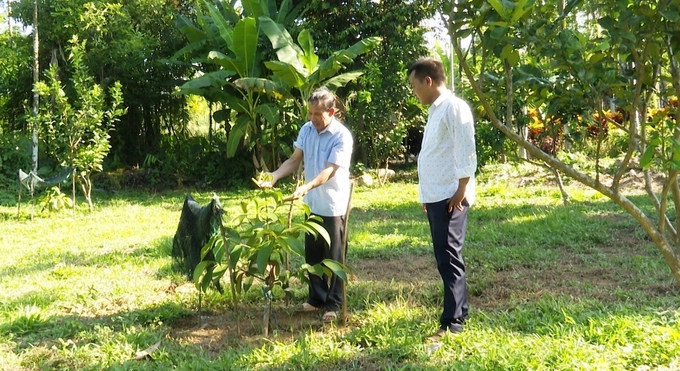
[169,236,676,354]
[168,255,440,351]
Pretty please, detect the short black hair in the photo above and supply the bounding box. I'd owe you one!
[408,58,446,85]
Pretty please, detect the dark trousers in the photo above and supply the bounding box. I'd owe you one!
[305,214,345,312]
[425,199,469,330]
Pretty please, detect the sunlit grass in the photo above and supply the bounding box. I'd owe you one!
[0,163,679,370]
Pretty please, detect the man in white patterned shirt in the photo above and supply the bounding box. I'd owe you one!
[408,58,477,342]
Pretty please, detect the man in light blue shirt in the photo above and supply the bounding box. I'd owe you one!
[408,57,477,342]
[260,87,353,323]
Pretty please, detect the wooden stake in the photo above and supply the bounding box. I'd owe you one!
[340,180,355,325]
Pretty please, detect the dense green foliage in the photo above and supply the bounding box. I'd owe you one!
[438,0,680,284]
[32,37,125,210]
[174,0,382,172]
[6,0,194,167]
[302,0,434,168]
[1,0,433,193]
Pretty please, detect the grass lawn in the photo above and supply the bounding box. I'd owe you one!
[0,163,679,370]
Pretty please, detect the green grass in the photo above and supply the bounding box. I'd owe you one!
[0,163,679,370]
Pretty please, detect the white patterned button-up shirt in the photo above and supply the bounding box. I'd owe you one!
[418,90,477,205]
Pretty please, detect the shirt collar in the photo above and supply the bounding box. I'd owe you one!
[431,89,453,108]
[318,117,340,135]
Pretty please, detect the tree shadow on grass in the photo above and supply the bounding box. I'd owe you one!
[0,236,175,285]
[3,187,679,369]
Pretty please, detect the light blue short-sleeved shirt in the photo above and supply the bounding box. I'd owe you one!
[294,118,353,217]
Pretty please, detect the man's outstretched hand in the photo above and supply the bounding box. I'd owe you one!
[253,172,275,188]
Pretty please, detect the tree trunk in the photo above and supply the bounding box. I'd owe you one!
[7,0,12,43]
[31,0,39,173]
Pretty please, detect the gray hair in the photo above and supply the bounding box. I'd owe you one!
[308,87,337,111]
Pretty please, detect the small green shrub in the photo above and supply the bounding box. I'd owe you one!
[39,186,73,212]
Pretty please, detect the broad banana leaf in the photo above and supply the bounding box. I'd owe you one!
[176,15,208,43]
[322,71,365,91]
[255,103,280,126]
[233,17,259,76]
[258,16,305,70]
[208,51,248,78]
[263,61,307,88]
[315,36,382,81]
[227,115,252,157]
[221,94,251,115]
[242,0,267,19]
[297,30,319,72]
[180,70,235,90]
[205,0,234,51]
[234,77,287,99]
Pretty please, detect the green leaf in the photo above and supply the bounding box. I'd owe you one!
[639,144,656,169]
[193,260,211,288]
[234,77,286,99]
[233,18,258,76]
[258,16,304,69]
[243,275,254,293]
[204,0,234,50]
[661,11,680,22]
[598,16,614,31]
[221,94,250,115]
[282,235,304,257]
[489,26,508,41]
[181,70,236,90]
[227,116,251,158]
[241,0,265,18]
[256,243,274,273]
[588,53,605,64]
[507,50,520,67]
[500,44,513,59]
[201,265,215,292]
[255,103,280,126]
[229,244,243,269]
[212,235,226,261]
[561,0,585,19]
[316,37,382,82]
[323,72,364,91]
[212,264,228,279]
[264,61,307,88]
[303,262,325,277]
[176,15,208,43]
[511,0,534,24]
[208,51,239,71]
[298,29,319,72]
[487,0,508,19]
[321,259,347,282]
[671,138,680,163]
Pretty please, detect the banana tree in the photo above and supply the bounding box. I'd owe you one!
[175,0,305,171]
[234,16,382,121]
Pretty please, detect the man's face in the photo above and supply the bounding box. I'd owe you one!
[408,71,434,105]
[307,103,335,132]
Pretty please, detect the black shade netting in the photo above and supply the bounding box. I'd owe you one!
[171,194,223,292]
[19,167,73,191]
